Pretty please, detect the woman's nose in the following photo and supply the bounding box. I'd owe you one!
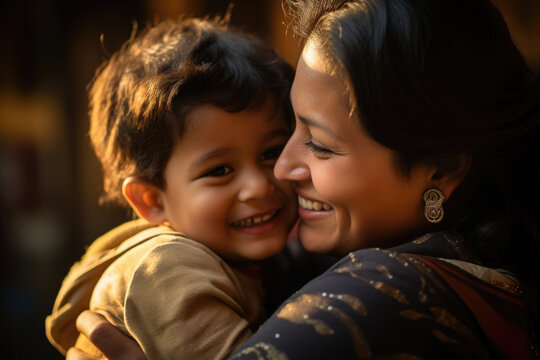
[274,136,310,181]
[238,169,275,202]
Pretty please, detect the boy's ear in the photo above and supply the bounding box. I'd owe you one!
[429,154,472,200]
[122,177,167,225]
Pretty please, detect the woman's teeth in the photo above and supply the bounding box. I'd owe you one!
[298,196,332,211]
[233,211,277,227]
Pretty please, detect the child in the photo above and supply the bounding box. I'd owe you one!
[45,17,298,360]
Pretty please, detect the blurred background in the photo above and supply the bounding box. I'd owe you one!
[1,0,538,358]
[0,0,301,358]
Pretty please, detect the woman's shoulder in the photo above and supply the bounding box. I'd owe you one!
[230,247,495,359]
[232,241,538,359]
[302,247,462,316]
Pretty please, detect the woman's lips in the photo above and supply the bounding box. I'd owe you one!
[297,195,333,222]
[297,195,333,211]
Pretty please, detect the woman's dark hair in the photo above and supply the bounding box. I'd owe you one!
[89,17,294,206]
[286,0,540,309]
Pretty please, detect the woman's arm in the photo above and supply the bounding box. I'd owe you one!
[67,310,146,360]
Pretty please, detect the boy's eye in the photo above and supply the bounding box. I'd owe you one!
[261,145,284,162]
[203,165,233,177]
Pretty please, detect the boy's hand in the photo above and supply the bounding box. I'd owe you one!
[66,310,147,360]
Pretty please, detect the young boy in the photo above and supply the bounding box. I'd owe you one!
[45,17,298,360]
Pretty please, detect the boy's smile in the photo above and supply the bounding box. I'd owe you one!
[158,97,297,261]
[231,209,277,228]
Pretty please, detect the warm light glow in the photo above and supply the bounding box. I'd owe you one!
[302,39,332,74]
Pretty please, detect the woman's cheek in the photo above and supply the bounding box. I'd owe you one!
[313,163,349,203]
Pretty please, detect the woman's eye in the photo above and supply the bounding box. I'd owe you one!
[305,141,333,155]
[261,145,284,161]
[203,165,233,177]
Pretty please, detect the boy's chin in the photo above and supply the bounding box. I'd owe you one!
[237,239,287,261]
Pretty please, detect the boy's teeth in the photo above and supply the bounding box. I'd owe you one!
[298,196,332,211]
[233,211,277,227]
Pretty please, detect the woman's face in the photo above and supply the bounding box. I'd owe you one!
[274,42,435,255]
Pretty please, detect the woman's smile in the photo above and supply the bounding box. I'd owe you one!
[296,194,334,223]
[297,195,333,211]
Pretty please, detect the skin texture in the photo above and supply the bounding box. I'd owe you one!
[125,98,298,261]
[273,41,443,256]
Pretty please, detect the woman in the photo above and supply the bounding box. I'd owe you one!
[68,0,540,358]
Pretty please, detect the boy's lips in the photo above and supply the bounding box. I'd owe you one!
[231,210,279,227]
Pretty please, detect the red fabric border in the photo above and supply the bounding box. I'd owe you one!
[413,255,533,360]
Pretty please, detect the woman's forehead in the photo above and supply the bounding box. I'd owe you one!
[293,44,351,112]
[301,38,346,77]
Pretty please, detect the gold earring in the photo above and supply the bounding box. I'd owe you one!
[423,188,445,223]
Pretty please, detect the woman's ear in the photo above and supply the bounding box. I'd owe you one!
[122,177,167,225]
[430,154,472,200]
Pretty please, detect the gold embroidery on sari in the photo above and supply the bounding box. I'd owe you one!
[349,252,362,267]
[431,307,474,339]
[400,309,431,321]
[405,306,476,341]
[401,306,484,352]
[338,293,367,315]
[413,233,433,245]
[335,267,409,305]
[229,342,288,360]
[403,255,447,291]
[417,276,428,303]
[432,329,459,345]
[376,265,394,280]
[401,309,464,346]
[276,294,371,358]
[442,233,481,263]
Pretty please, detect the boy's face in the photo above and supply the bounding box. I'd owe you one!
[159,99,297,261]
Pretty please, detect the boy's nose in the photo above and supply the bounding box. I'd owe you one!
[238,170,275,202]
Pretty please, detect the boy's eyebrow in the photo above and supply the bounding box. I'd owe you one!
[264,128,290,141]
[193,148,233,167]
[297,114,342,140]
[192,129,290,168]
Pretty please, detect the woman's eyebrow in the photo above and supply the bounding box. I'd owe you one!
[297,114,342,140]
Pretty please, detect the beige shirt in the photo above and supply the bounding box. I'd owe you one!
[46,221,266,360]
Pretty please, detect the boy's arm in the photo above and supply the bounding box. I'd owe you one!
[45,220,154,354]
[94,240,259,360]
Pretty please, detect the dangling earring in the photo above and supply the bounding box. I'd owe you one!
[423,188,445,223]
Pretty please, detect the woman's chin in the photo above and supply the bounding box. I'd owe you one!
[298,226,340,255]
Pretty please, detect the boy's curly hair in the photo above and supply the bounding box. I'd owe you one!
[89,17,294,207]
